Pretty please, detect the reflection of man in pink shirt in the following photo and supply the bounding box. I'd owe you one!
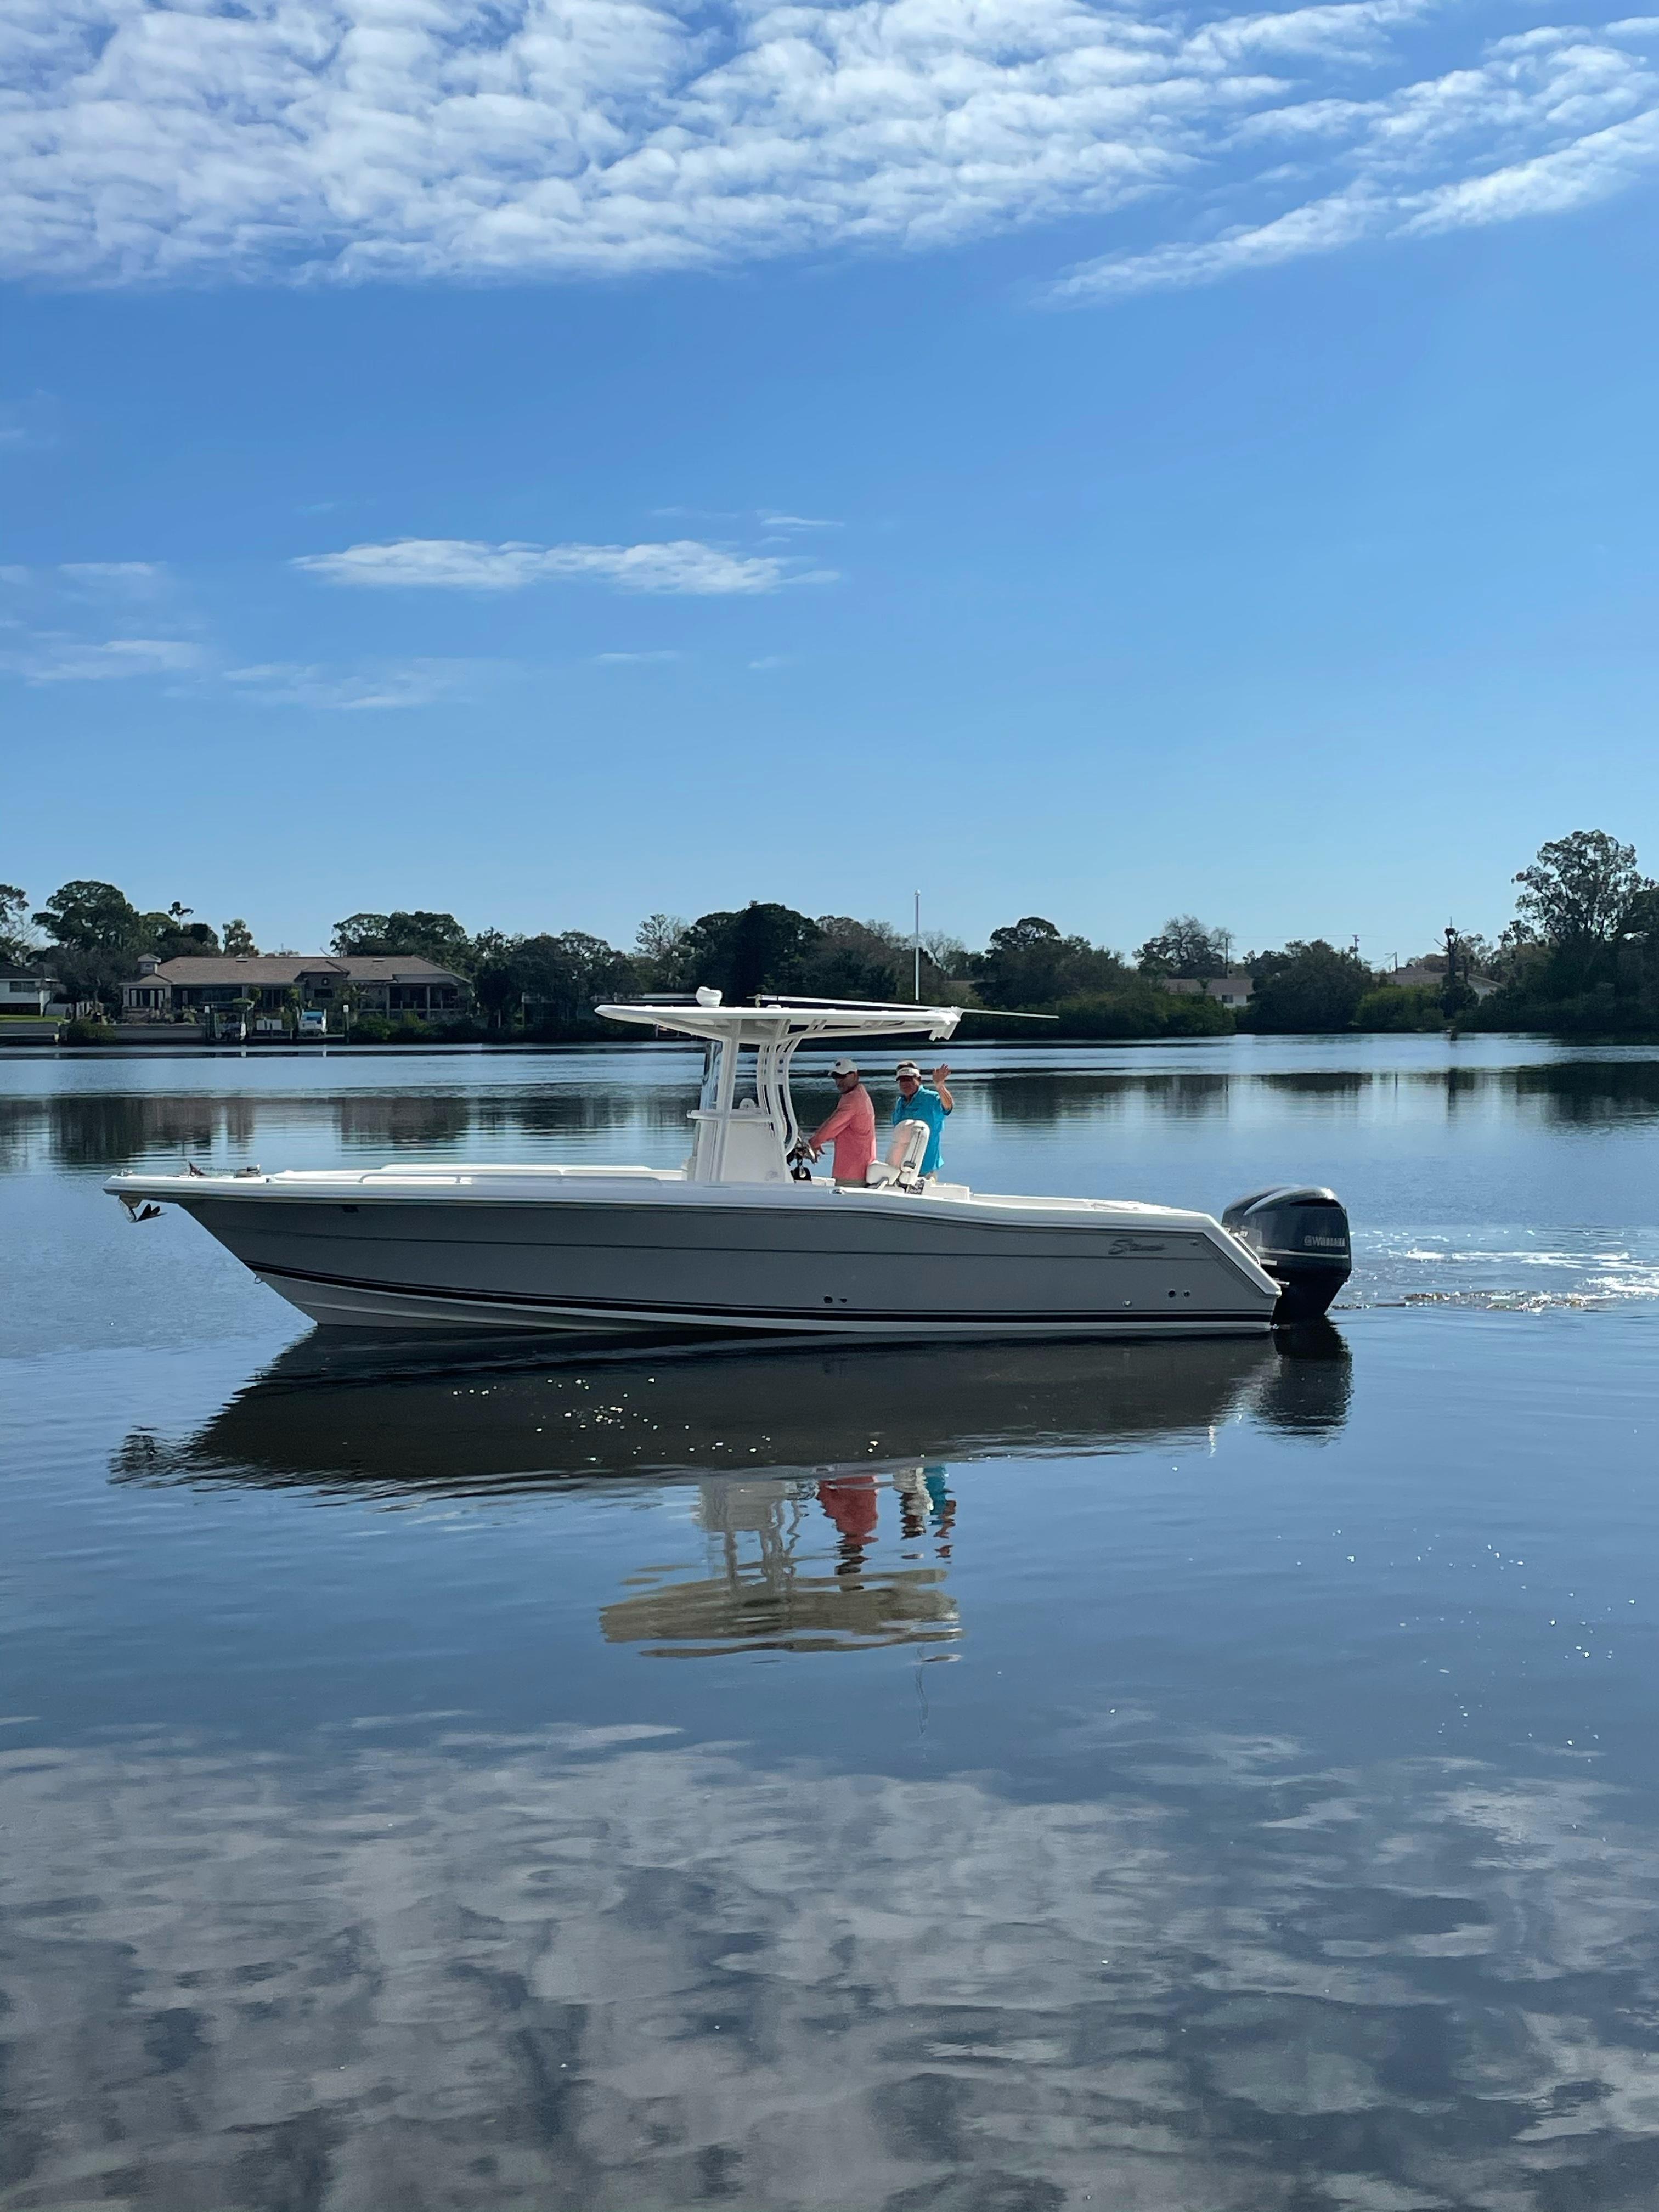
[808,1058,876,1184]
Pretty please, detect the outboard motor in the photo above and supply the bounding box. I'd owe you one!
[1222,1186,1351,1323]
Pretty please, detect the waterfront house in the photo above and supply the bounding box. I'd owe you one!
[1,969,66,1017]
[1156,972,1255,1008]
[1207,972,1254,1009]
[120,953,471,1023]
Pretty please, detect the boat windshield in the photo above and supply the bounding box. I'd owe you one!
[697,1042,762,1114]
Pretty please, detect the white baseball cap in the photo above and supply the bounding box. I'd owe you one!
[895,1059,922,1079]
[830,1057,860,1076]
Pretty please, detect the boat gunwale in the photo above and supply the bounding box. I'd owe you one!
[100,1167,1227,1233]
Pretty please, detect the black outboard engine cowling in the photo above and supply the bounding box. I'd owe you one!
[1221,1186,1351,1323]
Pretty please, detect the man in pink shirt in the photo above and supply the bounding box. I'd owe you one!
[806,1057,876,1184]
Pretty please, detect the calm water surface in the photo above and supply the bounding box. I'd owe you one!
[3,1036,1659,2209]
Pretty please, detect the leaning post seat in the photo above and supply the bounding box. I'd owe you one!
[866,1118,932,1190]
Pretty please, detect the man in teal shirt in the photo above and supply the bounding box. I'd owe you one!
[893,1059,954,1178]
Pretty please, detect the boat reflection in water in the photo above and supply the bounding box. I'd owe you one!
[599,1465,963,1657]
[115,1329,1350,1656]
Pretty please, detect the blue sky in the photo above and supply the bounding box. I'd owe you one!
[4,0,1657,964]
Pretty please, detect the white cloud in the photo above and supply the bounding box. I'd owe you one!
[3,0,1655,296]
[8,1718,1659,2208]
[761,514,842,531]
[294,536,824,594]
[59,560,164,583]
[4,634,465,703]
[223,658,478,708]
[58,560,171,598]
[595,648,682,662]
[1049,25,1659,298]
[4,634,203,683]
[0,563,499,704]
[2,560,171,593]
[0,561,201,682]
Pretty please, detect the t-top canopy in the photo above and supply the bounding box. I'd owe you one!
[596,991,964,1047]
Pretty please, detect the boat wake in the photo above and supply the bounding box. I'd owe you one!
[1351,1231,1659,1313]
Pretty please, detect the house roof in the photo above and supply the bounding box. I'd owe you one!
[140,955,467,986]
[145,957,343,986]
[330,956,468,982]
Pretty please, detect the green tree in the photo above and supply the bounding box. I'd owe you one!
[137,908,219,958]
[1135,915,1230,979]
[469,930,535,1030]
[34,879,142,952]
[1514,831,1646,952]
[1509,830,1652,999]
[0,884,34,966]
[512,932,636,1030]
[31,879,216,962]
[48,944,130,1018]
[331,911,390,953]
[1619,883,1659,946]
[633,913,689,988]
[922,930,969,981]
[1353,984,1444,1033]
[1449,930,1497,977]
[798,916,909,1001]
[974,917,1127,1008]
[332,910,473,968]
[1492,919,1544,986]
[678,903,823,1001]
[1247,941,1373,1032]
[222,918,258,957]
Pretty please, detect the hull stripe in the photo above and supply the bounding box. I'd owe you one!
[253,1260,1267,1328]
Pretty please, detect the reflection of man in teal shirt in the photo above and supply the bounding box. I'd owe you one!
[893,1060,954,1177]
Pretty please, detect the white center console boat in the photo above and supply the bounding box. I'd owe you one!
[104,993,1351,1339]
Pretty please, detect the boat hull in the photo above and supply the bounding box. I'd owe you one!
[121,1180,1282,1340]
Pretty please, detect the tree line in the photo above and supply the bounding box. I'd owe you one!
[4,830,1657,1039]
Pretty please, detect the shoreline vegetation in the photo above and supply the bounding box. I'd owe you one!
[7,830,1659,1046]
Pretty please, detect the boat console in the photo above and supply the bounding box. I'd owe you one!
[599,991,962,1191]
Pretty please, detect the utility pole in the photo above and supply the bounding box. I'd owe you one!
[913,890,921,1002]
